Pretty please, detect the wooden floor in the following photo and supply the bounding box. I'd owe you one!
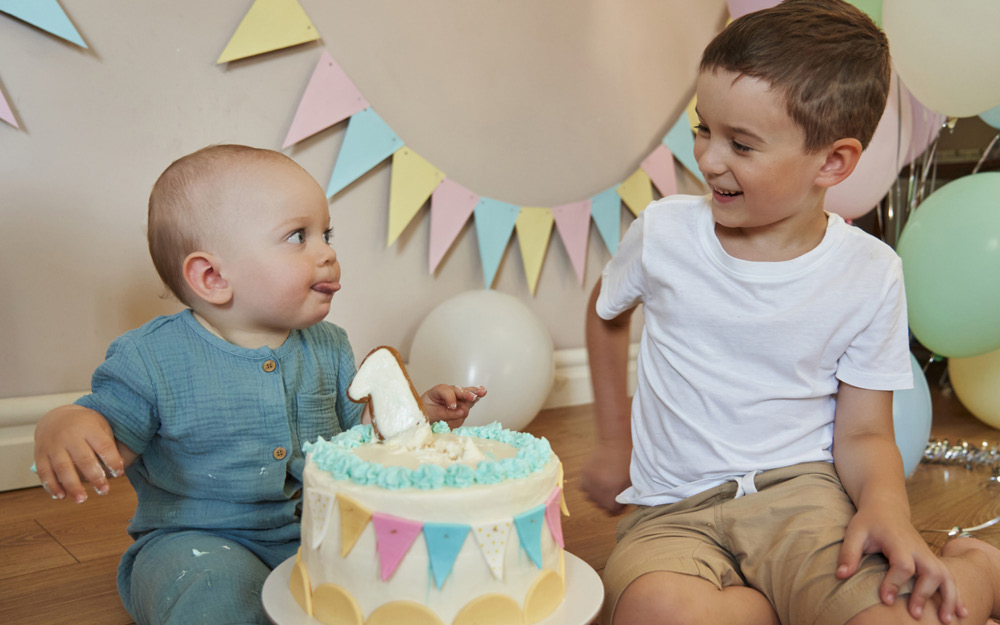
[3,382,1000,624]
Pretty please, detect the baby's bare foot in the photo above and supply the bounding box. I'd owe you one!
[943,536,1000,618]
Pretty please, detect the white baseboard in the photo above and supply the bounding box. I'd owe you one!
[0,345,638,492]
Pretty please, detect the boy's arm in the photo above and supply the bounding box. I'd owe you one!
[833,382,966,623]
[33,404,135,503]
[581,278,635,513]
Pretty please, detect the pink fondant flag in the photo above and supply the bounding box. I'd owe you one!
[544,488,565,548]
[641,144,678,198]
[513,504,546,569]
[551,200,591,285]
[282,50,369,148]
[0,87,16,128]
[372,513,423,582]
[429,179,479,274]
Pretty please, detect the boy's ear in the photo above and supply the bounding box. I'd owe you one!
[182,252,233,306]
[815,138,863,188]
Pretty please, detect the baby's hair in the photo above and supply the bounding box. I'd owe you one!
[700,0,890,152]
[147,144,297,304]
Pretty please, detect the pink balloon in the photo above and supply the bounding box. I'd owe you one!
[903,83,945,166]
[824,73,912,220]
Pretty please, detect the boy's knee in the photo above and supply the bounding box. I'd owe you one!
[614,572,704,625]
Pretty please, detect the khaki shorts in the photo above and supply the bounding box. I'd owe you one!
[602,462,911,625]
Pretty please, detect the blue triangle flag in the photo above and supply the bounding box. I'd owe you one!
[473,198,520,288]
[513,504,546,569]
[326,107,403,197]
[662,114,704,183]
[590,187,622,256]
[0,0,87,47]
[423,523,470,589]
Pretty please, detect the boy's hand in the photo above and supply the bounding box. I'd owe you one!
[581,441,631,514]
[837,505,968,623]
[33,405,127,503]
[421,384,487,428]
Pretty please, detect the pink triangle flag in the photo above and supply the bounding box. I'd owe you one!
[0,87,16,128]
[641,144,678,198]
[283,50,369,148]
[544,488,565,548]
[551,200,591,285]
[429,178,479,274]
[371,513,424,582]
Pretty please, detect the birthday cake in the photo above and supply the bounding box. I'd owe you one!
[290,347,568,625]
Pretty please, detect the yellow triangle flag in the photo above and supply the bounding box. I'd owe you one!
[685,94,699,131]
[515,207,554,295]
[217,0,320,64]
[617,169,654,217]
[336,493,372,558]
[388,148,445,246]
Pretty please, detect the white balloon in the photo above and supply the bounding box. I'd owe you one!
[883,0,1000,117]
[408,290,555,431]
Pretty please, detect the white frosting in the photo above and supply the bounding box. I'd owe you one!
[300,441,563,624]
[354,426,490,468]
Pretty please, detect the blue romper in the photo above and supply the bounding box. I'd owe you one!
[76,310,362,625]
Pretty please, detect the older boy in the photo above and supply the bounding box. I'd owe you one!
[34,145,485,625]
[583,2,1000,624]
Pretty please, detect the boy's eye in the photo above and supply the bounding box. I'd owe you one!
[731,140,753,153]
[286,230,306,244]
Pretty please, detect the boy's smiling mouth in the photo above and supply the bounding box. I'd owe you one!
[711,184,743,198]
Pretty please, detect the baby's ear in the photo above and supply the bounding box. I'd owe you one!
[816,138,863,188]
[182,252,232,306]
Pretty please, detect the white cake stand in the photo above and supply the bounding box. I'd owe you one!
[262,551,603,625]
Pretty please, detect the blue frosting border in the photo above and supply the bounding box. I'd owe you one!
[303,422,553,491]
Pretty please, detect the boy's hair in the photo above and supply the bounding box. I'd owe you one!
[147,144,296,305]
[700,0,890,152]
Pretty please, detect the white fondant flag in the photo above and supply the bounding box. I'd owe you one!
[513,504,546,569]
[372,513,424,582]
[429,179,479,274]
[306,490,335,549]
[283,50,369,148]
[551,200,591,285]
[472,519,512,580]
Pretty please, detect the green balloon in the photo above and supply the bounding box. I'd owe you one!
[847,0,882,27]
[897,172,1000,357]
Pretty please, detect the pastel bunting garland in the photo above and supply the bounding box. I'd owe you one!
[281,48,705,293]
[310,488,566,588]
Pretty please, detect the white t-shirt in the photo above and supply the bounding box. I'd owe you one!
[596,195,912,506]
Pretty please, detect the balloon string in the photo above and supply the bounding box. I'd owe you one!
[972,132,1000,176]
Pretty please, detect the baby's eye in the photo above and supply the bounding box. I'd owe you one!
[323,228,334,245]
[286,229,306,244]
[694,123,709,136]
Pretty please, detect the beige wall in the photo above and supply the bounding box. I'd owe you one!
[0,0,721,399]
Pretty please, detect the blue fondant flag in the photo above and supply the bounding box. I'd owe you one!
[663,114,704,183]
[0,0,87,47]
[513,504,546,569]
[423,523,470,589]
[590,186,622,256]
[473,198,521,288]
[326,107,403,197]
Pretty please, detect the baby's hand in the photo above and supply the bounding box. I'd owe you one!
[421,384,487,428]
[33,405,127,503]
